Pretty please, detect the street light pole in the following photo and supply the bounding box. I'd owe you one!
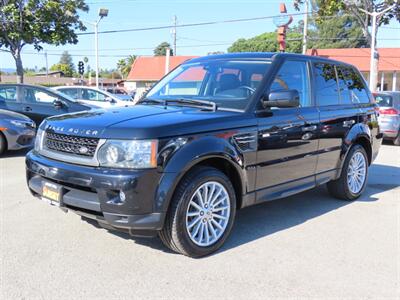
[94,19,99,88]
[81,8,108,89]
[359,1,397,92]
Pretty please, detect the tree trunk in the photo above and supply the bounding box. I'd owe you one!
[13,50,24,84]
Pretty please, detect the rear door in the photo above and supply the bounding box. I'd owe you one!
[256,59,319,201]
[314,63,361,180]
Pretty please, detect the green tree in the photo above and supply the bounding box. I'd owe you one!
[117,55,136,78]
[59,51,75,70]
[294,0,400,90]
[294,0,399,45]
[49,63,74,77]
[0,0,88,83]
[154,42,174,56]
[308,15,368,49]
[228,31,302,53]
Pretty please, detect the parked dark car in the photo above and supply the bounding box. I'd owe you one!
[0,84,93,126]
[26,53,382,257]
[374,91,400,145]
[0,109,36,155]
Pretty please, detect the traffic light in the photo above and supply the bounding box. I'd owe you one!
[78,61,84,75]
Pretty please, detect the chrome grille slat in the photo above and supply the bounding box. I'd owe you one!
[44,132,99,157]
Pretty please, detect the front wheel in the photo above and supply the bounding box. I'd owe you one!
[0,133,7,156]
[159,166,236,257]
[327,144,368,201]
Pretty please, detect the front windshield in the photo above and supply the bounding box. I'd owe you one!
[146,59,272,111]
[52,89,79,102]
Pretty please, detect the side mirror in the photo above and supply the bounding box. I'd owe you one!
[263,89,300,108]
[106,97,117,103]
[53,99,65,109]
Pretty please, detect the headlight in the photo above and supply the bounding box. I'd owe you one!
[97,140,158,169]
[10,120,34,128]
[34,129,45,152]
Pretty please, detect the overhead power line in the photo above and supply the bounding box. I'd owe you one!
[75,12,309,36]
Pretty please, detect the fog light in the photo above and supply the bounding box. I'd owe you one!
[119,190,126,202]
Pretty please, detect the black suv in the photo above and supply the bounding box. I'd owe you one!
[26,53,381,257]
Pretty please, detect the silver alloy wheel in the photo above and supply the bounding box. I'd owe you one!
[185,181,231,247]
[347,151,367,194]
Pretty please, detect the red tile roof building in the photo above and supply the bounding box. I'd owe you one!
[307,48,400,91]
[125,55,198,100]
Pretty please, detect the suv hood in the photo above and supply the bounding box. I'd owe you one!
[43,104,252,139]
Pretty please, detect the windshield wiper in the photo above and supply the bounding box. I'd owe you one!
[139,97,217,111]
[138,98,162,105]
[163,98,217,111]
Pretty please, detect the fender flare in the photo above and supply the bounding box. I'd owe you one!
[154,136,247,213]
[336,123,372,178]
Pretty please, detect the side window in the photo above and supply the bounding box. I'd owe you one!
[339,66,370,104]
[314,63,339,106]
[270,60,311,107]
[0,86,17,102]
[59,88,79,99]
[336,66,352,104]
[23,88,58,104]
[81,89,107,101]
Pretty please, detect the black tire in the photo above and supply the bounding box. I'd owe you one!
[393,132,400,146]
[0,132,7,156]
[159,166,236,257]
[327,144,368,201]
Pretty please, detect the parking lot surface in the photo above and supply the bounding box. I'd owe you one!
[1,144,399,299]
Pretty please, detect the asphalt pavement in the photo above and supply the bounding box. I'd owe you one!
[1,144,399,299]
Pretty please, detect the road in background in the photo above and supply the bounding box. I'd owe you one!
[1,144,399,299]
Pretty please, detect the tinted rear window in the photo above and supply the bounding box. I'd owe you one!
[375,94,393,107]
[338,66,370,104]
[314,63,339,106]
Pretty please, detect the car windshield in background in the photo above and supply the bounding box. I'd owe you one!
[375,94,393,107]
[146,59,272,111]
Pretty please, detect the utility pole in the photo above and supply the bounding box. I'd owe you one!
[172,15,177,56]
[359,1,398,92]
[302,0,309,55]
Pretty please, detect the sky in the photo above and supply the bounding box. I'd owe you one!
[1,0,399,72]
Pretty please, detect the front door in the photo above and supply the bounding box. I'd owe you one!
[256,59,319,202]
[20,86,70,125]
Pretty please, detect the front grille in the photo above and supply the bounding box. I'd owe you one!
[44,132,99,157]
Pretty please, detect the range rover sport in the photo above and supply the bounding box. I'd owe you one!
[26,53,382,257]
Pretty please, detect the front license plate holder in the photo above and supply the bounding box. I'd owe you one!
[42,181,63,207]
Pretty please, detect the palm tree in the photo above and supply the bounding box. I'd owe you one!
[117,55,136,78]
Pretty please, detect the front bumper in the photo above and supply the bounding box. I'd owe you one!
[26,150,166,232]
[2,128,35,150]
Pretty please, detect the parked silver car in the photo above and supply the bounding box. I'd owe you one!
[0,109,36,155]
[375,91,400,145]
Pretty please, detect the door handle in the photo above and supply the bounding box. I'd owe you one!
[23,106,32,112]
[343,120,355,127]
[302,125,317,132]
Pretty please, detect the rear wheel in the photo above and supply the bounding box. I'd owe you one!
[393,132,400,146]
[0,133,7,155]
[327,144,368,201]
[159,166,236,257]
